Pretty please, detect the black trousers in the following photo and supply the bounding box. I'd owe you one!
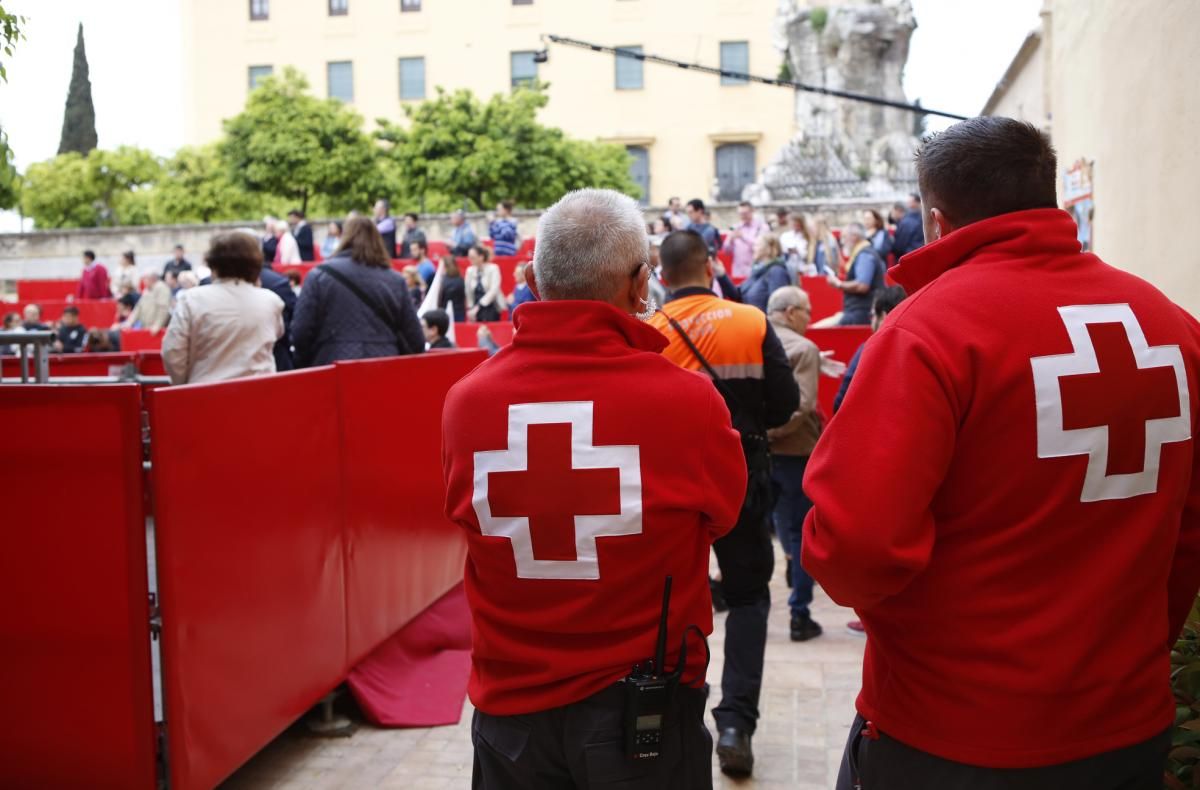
[710,497,774,735]
[472,684,712,790]
[836,714,1170,790]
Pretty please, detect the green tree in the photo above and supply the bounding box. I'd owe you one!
[219,67,379,214]
[20,146,162,228]
[58,23,98,155]
[150,144,262,223]
[0,3,26,83]
[376,86,637,211]
[0,126,18,210]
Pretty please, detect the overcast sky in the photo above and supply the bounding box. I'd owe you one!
[0,0,1042,228]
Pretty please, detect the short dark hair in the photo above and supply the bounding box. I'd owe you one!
[659,230,709,283]
[62,305,80,317]
[423,308,449,338]
[410,238,428,254]
[205,233,264,283]
[122,250,136,264]
[499,200,514,212]
[404,212,419,222]
[287,209,304,219]
[916,116,1057,228]
[909,192,921,204]
[286,271,302,285]
[174,244,185,251]
[2,311,19,328]
[82,250,95,262]
[118,293,138,309]
[873,285,907,317]
[686,199,705,212]
[739,201,752,209]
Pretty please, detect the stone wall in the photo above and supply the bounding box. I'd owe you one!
[0,198,908,283]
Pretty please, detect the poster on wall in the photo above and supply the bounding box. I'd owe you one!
[1063,159,1094,252]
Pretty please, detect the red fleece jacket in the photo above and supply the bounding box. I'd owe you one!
[802,208,1200,768]
[442,300,746,716]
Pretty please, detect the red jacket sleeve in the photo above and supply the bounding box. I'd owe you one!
[700,383,746,542]
[801,324,958,610]
[1167,312,1200,645]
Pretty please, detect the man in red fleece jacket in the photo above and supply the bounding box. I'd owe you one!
[442,188,747,789]
[803,117,1200,790]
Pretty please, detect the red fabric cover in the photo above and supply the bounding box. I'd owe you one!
[151,368,348,790]
[800,275,842,323]
[16,278,80,302]
[805,326,872,418]
[0,385,156,789]
[339,353,482,665]
[121,329,162,352]
[137,351,166,376]
[347,583,472,727]
[456,321,515,348]
[0,352,137,379]
[442,300,746,716]
[803,208,1200,767]
[427,240,450,258]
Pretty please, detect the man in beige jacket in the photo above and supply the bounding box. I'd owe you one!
[765,286,823,641]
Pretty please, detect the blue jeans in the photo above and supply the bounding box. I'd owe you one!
[770,454,814,619]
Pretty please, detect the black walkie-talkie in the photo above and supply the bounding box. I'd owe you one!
[621,576,677,760]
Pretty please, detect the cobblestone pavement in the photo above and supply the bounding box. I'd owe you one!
[222,549,865,790]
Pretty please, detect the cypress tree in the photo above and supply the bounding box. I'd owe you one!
[57,23,97,155]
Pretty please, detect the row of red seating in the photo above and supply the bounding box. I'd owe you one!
[0,350,165,379]
[2,297,117,327]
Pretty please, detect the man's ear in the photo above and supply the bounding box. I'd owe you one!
[930,207,954,240]
[524,264,541,300]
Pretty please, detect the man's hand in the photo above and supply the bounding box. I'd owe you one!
[826,274,842,290]
[820,350,847,378]
[711,257,727,278]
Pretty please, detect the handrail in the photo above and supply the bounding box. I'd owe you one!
[0,331,53,383]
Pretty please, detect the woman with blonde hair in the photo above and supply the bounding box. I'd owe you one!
[739,232,792,313]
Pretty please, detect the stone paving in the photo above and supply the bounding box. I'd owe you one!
[222,549,865,790]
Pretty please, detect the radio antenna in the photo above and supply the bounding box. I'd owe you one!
[654,576,672,676]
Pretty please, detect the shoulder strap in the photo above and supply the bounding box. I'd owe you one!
[662,312,749,417]
[316,264,412,355]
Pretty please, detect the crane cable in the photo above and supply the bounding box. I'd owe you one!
[543,34,970,122]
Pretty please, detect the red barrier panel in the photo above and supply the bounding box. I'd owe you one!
[137,351,166,376]
[121,328,162,352]
[0,352,137,379]
[151,369,347,790]
[807,326,872,417]
[339,351,482,664]
[801,276,843,323]
[17,278,80,302]
[27,298,116,327]
[456,321,515,348]
[517,237,535,258]
[0,385,156,790]
[427,240,449,258]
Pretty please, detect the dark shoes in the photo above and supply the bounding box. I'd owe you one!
[709,576,729,613]
[716,727,754,777]
[790,613,823,642]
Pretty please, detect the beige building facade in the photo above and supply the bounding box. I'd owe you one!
[181,0,797,207]
[983,0,1198,314]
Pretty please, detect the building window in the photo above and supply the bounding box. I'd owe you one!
[249,0,269,20]
[614,46,643,91]
[626,146,649,205]
[248,65,273,90]
[511,51,537,89]
[720,41,749,86]
[328,61,354,102]
[329,0,348,15]
[399,57,425,101]
[715,143,756,201]
[401,0,421,11]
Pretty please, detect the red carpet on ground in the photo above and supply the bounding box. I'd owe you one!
[347,583,473,728]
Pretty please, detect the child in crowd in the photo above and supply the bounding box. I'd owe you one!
[422,309,454,350]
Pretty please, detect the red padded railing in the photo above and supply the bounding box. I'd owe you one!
[0,385,156,790]
[16,278,80,302]
[806,326,873,417]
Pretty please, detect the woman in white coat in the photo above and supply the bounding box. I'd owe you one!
[464,244,504,322]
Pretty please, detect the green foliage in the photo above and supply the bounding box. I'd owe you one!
[778,57,793,83]
[376,86,638,211]
[0,125,18,210]
[1168,596,1200,789]
[150,145,262,224]
[810,7,829,34]
[219,67,380,214]
[0,3,26,83]
[58,23,98,156]
[20,146,162,228]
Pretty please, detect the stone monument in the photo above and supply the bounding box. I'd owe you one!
[746,0,922,203]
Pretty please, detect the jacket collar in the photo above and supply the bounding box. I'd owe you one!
[892,208,1081,293]
[666,285,717,303]
[511,300,669,356]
